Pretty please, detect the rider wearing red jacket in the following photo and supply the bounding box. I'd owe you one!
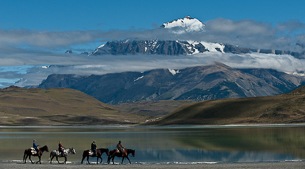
[58,141,64,156]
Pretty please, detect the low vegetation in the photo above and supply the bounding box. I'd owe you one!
[1,85,305,126]
[150,86,305,125]
[0,86,145,125]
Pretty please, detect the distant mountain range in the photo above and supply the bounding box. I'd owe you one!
[37,16,305,105]
[91,39,303,57]
[88,16,304,58]
[38,63,305,104]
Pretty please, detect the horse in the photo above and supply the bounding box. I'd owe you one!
[81,148,109,164]
[23,145,49,164]
[107,148,135,164]
[49,147,76,164]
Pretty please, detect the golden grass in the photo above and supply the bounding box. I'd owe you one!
[0,87,145,125]
[152,86,305,125]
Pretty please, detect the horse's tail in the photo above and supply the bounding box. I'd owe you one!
[23,149,28,163]
[23,150,25,162]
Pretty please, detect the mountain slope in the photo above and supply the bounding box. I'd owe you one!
[91,39,303,57]
[38,63,305,104]
[89,16,303,57]
[0,86,145,125]
[150,85,305,125]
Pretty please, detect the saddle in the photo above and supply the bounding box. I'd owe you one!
[116,148,127,156]
[56,150,65,156]
[89,150,96,156]
[30,147,38,155]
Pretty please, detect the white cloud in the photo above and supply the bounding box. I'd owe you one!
[1,18,305,87]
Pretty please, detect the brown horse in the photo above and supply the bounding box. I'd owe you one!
[107,149,135,164]
[23,145,49,164]
[81,148,109,164]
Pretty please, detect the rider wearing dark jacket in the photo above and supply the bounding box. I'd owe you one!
[116,141,124,153]
[91,140,97,155]
[32,140,39,153]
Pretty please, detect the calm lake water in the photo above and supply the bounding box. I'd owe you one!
[0,125,304,164]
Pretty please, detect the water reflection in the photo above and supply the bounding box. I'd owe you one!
[0,125,304,163]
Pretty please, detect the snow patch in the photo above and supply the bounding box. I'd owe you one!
[134,76,144,82]
[288,72,305,76]
[200,41,225,53]
[168,69,179,75]
[98,44,105,48]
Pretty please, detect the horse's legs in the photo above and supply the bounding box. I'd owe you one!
[107,156,111,164]
[126,156,131,164]
[121,156,124,164]
[64,156,67,164]
[50,155,53,164]
[36,156,41,164]
[29,155,33,164]
[81,155,85,164]
[23,153,27,163]
[56,156,60,164]
[87,155,90,164]
[112,156,115,164]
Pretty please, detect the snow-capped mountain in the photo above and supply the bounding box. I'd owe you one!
[91,39,304,58]
[90,16,303,58]
[92,40,225,55]
[161,16,205,34]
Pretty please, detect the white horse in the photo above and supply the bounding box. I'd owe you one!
[49,148,76,164]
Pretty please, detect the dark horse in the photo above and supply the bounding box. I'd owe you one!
[107,149,135,164]
[49,148,76,164]
[23,145,49,164]
[81,148,109,164]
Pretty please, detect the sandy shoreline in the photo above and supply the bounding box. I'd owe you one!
[0,161,304,169]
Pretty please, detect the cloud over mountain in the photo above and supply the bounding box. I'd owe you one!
[1,17,305,87]
[0,17,305,54]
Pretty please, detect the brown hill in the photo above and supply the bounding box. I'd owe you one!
[150,86,305,125]
[0,86,145,125]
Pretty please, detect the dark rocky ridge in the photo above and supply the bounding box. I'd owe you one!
[38,63,305,104]
[91,40,304,58]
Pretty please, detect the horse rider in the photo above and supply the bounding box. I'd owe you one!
[32,139,39,154]
[116,140,125,155]
[58,141,65,156]
[91,140,97,156]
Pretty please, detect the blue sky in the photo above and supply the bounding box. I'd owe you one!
[1,0,305,31]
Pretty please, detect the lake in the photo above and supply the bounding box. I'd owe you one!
[0,125,304,164]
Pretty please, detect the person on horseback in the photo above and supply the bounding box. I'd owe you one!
[58,141,64,156]
[91,140,97,156]
[32,139,39,154]
[116,140,124,154]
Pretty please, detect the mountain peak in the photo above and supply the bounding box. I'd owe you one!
[161,16,205,34]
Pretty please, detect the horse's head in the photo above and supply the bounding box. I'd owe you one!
[129,149,135,157]
[70,148,76,154]
[40,145,49,152]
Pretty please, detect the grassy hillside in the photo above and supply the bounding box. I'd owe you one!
[115,100,194,117]
[0,86,145,125]
[150,86,305,125]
